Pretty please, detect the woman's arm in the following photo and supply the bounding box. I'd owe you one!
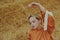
[28,2,46,14]
[47,14,55,34]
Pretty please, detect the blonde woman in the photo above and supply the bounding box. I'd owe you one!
[28,2,55,40]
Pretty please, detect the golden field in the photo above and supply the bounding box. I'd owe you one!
[0,0,60,40]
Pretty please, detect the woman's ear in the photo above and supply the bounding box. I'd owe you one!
[38,20,41,24]
[40,19,43,25]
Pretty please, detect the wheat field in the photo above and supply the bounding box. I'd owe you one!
[0,0,60,40]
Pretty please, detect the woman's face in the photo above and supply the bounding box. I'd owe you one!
[29,16,41,29]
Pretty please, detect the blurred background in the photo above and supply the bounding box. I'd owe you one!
[0,0,60,40]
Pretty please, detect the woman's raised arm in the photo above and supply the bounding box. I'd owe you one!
[28,2,46,15]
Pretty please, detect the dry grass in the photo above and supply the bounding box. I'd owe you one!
[0,0,60,40]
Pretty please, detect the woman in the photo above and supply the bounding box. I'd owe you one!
[28,2,55,40]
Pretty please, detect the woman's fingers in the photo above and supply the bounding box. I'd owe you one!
[28,2,35,7]
[28,2,39,8]
[28,3,32,7]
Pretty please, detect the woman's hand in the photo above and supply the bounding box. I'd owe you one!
[28,2,40,8]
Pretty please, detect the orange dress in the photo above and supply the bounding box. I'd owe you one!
[28,11,55,40]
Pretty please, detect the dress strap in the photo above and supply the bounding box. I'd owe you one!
[44,10,49,31]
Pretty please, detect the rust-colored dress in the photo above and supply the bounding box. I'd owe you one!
[28,10,55,40]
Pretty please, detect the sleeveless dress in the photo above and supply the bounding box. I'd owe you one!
[28,10,55,40]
